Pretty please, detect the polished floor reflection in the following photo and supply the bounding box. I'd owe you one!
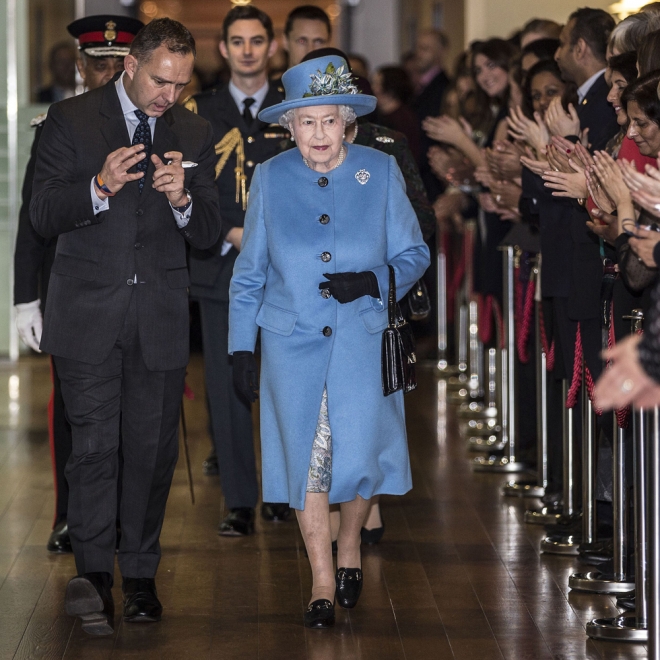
[0,356,650,658]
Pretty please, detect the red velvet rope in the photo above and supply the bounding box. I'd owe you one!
[608,307,630,429]
[478,293,493,344]
[538,302,555,371]
[516,277,535,364]
[565,323,602,414]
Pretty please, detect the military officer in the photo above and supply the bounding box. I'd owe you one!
[13,14,143,554]
[185,5,290,535]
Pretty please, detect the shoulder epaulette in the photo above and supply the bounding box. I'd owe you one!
[183,97,198,114]
[30,112,48,128]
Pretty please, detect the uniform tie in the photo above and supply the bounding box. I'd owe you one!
[242,98,255,129]
[132,109,152,193]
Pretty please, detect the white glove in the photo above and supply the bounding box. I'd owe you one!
[15,299,43,352]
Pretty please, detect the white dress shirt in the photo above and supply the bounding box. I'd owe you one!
[91,73,192,228]
[577,69,607,104]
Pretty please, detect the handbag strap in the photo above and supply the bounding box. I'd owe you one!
[388,265,396,327]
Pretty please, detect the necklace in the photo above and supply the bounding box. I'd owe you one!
[303,145,346,172]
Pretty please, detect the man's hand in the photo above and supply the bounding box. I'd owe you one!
[97,144,147,197]
[152,151,187,207]
[226,227,244,251]
[15,300,42,352]
[233,351,259,402]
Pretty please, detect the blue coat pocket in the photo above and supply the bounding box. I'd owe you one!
[359,307,388,334]
[256,302,298,336]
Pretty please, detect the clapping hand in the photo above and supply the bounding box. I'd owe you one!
[586,208,620,245]
[594,335,660,410]
[545,97,581,138]
[507,106,549,156]
[486,141,524,180]
[520,146,550,177]
[585,167,616,213]
[591,151,632,208]
[619,158,660,218]
[628,224,660,267]
[422,115,470,147]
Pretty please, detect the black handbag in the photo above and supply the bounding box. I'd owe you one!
[382,265,418,396]
[406,278,431,321]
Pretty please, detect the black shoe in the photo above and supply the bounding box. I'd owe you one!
[335,567,363,609]
[579,538,612,554]
[261,502,291,522]
[361,520,385,545]
[617,591,635,611]
[219,508,255,536]
[202,449,219,476]
[303,599,335,628]
[65,572,114,635]
[47,520,73,554]
[122,577,162,622]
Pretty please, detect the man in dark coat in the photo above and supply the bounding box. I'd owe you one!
[30,18,221,634]
[185,5,290,535]
[14,13,143,556]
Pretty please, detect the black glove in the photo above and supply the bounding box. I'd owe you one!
[318,271,380,303]
[233,351,259,402]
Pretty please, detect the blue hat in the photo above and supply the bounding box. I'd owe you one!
[258,55,377,124]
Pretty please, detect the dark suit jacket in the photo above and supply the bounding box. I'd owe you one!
[413,70,450,202]
[30,79,222,370]
[14,120,56,307]
[567,73,619,321]
[186,81,286,301]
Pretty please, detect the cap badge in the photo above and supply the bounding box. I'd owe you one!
[104,21,117,42]
[355,169,370,185]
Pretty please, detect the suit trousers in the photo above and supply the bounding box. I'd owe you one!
[199,298,258,510]
[50,357,72,523]
[55,290,185,578]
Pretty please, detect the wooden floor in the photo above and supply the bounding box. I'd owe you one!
[0,354,650,659]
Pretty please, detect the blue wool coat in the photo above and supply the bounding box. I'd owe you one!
[228,144,430,510]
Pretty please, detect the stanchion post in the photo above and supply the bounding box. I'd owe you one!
[649,407,660,659]
[437,228,448,371]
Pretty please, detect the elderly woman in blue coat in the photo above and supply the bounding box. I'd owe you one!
[228,55,430,629]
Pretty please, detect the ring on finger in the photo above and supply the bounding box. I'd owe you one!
[621,379,634,393]
[170,174,175,183]
[495,194,502,203]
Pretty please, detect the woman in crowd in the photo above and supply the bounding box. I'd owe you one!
[229,54,429,629]
[372,65,421,161]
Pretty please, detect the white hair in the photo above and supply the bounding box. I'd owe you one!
[279,104,357,129]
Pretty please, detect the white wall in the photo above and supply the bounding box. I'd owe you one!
[465,0,614,42]
[350,0,400,70]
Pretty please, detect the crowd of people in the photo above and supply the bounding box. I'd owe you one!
[14,0,660,638]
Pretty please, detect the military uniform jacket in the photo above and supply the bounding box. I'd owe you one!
[14,117,56,307]
[186,81,287,301]
[29,79,221,370]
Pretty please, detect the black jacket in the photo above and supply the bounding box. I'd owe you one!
[186,81,287,301]
[14,118,55,307]
[30,78,221,370]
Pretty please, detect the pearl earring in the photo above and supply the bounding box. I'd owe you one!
[290,134,295,142]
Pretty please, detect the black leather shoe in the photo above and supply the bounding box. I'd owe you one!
[202,449,219,476]
[361,519,385,545]
[304,599,335,628]
[122,577,162,622]
[65,572,114,635]
[617,591,635,611]
[47,520,73,554]
[335,567,363,609]
[219,508,255,536]
[261,502,291,521]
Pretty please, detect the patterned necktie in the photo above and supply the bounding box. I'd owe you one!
[132,109,152,193]
[242,98,255,129]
